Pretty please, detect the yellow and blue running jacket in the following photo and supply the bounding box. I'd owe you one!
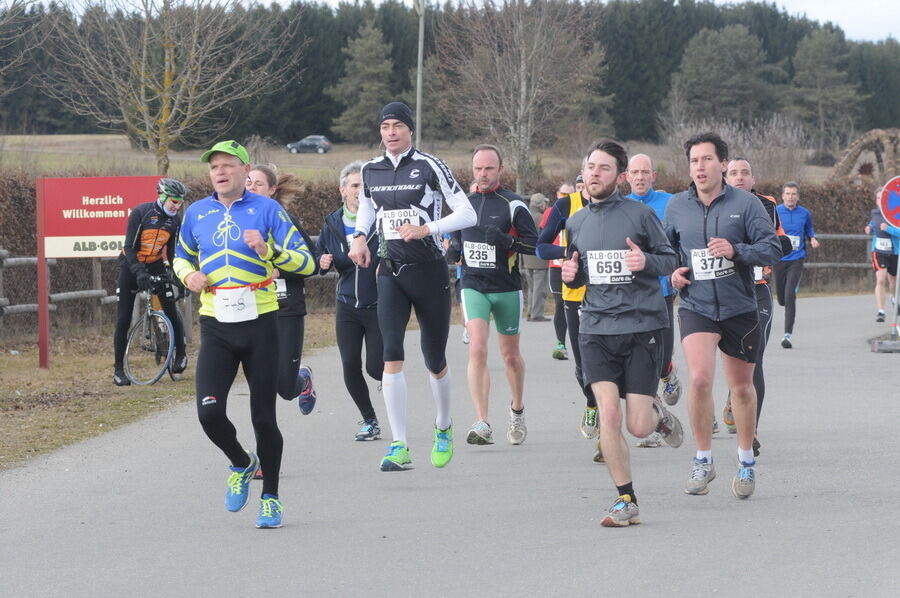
[173,190,315,317]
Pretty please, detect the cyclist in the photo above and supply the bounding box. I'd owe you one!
[448,144,538,446]
[317,160,384,441]
[113,178,188,386]
[348,101,476,472]
[174,140,316,529]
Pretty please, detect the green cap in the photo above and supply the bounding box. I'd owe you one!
[200,140,250,164]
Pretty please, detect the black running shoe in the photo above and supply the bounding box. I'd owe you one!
[172,353,188,374]
[114,367,130,386]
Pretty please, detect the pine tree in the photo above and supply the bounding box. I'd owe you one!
[789,29,865,153]
[327,23,395,144]
[666,25,783,125]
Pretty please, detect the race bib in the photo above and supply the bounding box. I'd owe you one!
[691,248,735,281]
[213,286,258,323]
[274,278,287,300]
[463,241,496,269]
[381,209,421,241]
[875,237,892,251]
[753,266,764,281]
[787,234,801,251]
[586,250,632,284]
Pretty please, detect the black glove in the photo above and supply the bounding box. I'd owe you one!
[484,225,514,250]
[135,270,152,291]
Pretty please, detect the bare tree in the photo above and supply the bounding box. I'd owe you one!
[0,0,39,95]
[43,0,303,174]
[436,0,603,194]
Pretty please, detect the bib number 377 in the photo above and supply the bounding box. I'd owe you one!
[691,248,735,281]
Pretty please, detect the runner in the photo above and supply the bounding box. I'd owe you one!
[721,158,791,457]
[866,188,897,322]
[173,140,316,528]
[561,140,682,527]
[113,178,188,386]
[545,181,575,360]
[348,101,476,472]
[773,182,820,348]
[246,165,319,413]
[316,160,384,441]
[538,165,602,459]
[449,144,538,446]
[625,154,682,449]
[664,132,780,499]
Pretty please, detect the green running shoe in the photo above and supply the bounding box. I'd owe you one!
[380,441,412,472]
[431,424,453,468]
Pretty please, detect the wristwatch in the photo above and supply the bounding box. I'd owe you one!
[352,231,366,240]
[269,243,284,261]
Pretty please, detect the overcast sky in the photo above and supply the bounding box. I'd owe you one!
[714,0,898,42]
[301,0,896,43]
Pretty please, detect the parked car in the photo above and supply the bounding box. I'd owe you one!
[286,135,332,154]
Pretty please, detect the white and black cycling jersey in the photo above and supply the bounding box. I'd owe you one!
[355,146,476,264]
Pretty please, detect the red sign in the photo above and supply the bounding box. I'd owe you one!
[36,176,161,258]
[880,176,900,228]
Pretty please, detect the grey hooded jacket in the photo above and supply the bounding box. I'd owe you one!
[566,191,677,335]
[663,183,781,321]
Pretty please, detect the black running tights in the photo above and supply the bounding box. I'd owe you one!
[195,312,282,497]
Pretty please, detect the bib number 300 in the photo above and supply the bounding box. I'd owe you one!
[381,209,421,241]
[691,248,735,281]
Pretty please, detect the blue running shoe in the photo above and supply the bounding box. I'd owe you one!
[255,494,284,528]
[297,365,317,415]
[225,452,259,512]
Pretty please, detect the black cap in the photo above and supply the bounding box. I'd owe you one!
[575,174,584,184]
[379,101,415,132]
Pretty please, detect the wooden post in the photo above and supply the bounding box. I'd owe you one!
[92,258,102,332]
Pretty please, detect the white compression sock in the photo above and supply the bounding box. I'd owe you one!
[429,369,452,430]
[381,372,408,444]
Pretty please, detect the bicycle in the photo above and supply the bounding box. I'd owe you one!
[123,275,182,385]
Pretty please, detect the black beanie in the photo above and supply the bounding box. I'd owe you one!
[379,101,415,132]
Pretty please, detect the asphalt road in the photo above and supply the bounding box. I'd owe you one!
[1,293,897,597]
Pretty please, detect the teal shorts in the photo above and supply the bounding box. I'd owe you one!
[460,288,522,335]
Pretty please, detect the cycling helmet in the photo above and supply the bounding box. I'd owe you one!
[157,178,188,199]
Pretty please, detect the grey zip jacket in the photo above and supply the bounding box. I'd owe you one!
[664,183,781,321]
[566,191,677,335]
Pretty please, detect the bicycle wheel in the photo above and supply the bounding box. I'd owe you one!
[124,311,175,385]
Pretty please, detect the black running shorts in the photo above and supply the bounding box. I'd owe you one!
[678,308,760,363]
[579,330,663,397]
[872,252,898,276]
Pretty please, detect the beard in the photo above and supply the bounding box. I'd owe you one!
[588,179,618,201]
